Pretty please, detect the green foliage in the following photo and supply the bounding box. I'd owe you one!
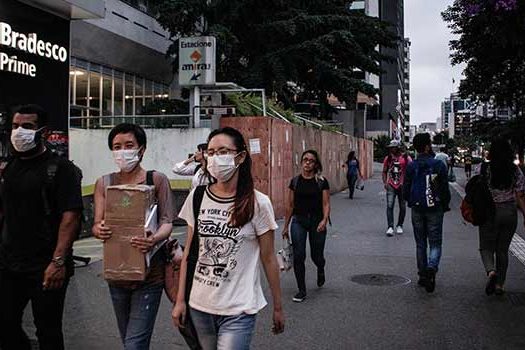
[442,1,525,110]
[151,0,396,109]
[372,135,390,162]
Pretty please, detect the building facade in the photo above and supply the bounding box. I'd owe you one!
[366,0,409,142]
[69,0,175,126]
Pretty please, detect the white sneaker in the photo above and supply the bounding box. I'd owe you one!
[386,227,394,237]
[396,226,404,234]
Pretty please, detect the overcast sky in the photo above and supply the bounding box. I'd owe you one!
[405,0,466,126]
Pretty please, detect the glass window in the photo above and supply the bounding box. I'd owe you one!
[135,77,144,115]
[125,74,134,116]
[144,80,153,108]
[114,71,124,116]
[102,74,112,116]
[89,71,101,116]
[74,68,88,107]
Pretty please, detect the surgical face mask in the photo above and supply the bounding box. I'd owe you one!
[207,153,240,182]
[10,127,41,153]
[113,148,141,173]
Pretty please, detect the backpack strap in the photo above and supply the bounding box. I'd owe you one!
[146,170,155,186]
[185,185,206,301]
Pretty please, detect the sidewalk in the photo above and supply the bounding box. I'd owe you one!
[27,164,525,349]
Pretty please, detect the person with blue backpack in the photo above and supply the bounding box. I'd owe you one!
[404,133,451,293]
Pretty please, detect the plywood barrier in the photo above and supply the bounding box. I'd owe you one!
[220,117,374,218]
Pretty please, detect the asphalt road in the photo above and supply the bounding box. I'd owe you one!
[22,164,525,349]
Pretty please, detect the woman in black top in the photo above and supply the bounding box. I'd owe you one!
[282,150,331,302]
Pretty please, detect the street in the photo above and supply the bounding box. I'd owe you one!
[24,164,525,350]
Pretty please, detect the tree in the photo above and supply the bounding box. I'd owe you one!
[151,0,396,115]
[372,135,390,162]
[442,0,525,162]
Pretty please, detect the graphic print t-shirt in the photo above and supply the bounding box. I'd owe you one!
[179,187,278,315]
[383,155,411,189]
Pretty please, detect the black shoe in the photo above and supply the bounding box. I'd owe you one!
[293,291,307,302]
[485,273,497,296]
[425,268,436,293]
[317,269,325,287]
[494,286,505,296]
[417,277,427,287]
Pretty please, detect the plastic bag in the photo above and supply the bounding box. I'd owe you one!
[356,178,365,191]
[276,239,293,272]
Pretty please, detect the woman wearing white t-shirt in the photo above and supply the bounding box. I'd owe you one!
[173,127,285,349]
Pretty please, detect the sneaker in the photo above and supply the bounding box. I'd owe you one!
[386,227,394,237]
[293,291,307,302]
[396,226,404,234]
[317,269,325,287]
[425,268,436,293]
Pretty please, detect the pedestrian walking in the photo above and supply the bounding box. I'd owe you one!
[477,138,525,296]
[0,105,83,350]
[342,151,362,199]
[382,140,412,236]
[282,150,331,303]
[173,127,284,350]
[464,153,473,180]
[404,133,451,293]
[434,147,450,167]
[92,123,175,350]
[173,143,212,189]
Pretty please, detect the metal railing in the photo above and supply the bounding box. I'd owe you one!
[69,114,210,129]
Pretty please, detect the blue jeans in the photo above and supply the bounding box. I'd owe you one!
[109,283,163,350]
[190,308,256,350]
[291,215,327,292]
[347,174,358,198]
[386,185,406,228]
[411,208,444,274]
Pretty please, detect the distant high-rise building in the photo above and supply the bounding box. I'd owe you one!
[366,0,408,142]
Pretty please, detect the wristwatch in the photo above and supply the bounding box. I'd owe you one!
[52,256,65,268]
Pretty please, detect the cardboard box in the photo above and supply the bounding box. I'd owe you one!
[104,184,155,281]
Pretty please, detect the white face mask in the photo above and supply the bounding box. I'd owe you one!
[10,127,40,153]
[113,149,141,173]
[207,153,240,182]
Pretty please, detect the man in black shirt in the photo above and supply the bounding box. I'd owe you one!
[0,105,83,350]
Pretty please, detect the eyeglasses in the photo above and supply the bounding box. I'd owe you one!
[205,148,239,157]
[302,158,316,164]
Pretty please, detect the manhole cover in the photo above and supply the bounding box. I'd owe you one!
[350,274,411,286]
[507,292,525,306]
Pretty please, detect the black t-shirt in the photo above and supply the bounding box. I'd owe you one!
[0,150,83,277]
[289,175,330,217]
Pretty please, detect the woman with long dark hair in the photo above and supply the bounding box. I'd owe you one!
[282,150,331,303]
[173,127,284,349]
[480,138,525,296]
[342,151,362,199]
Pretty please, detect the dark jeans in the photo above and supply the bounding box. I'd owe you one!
[386,185,406,228]
[291,215,327,292]
[411,208,444,274]
[0,269,69,350]
[109,283,163,350]
[479,201,517,285]
[347,174,358,199]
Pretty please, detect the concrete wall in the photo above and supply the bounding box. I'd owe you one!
[69,128,212,189]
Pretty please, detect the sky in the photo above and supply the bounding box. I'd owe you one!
[405,0,466,126]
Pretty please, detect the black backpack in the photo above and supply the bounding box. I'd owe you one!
[463,165,495,226]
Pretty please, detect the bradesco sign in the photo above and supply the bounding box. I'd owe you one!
[0,21,68,77]
[179,36,216,86]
